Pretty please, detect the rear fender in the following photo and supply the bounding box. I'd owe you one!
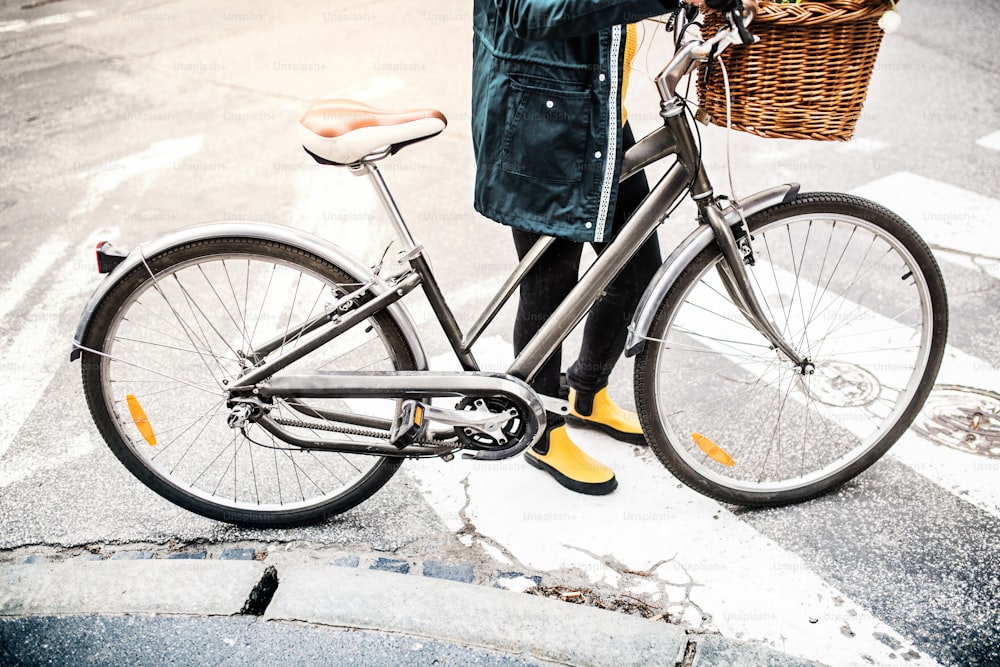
[69,221,428,370]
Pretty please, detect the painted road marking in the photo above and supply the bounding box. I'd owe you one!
[847,172,1000,516]
[70,135,204,219]
[975,130,1000,152]
[0,242,97,464]
[0,238,71,335]
[0,10,96,33]
[403,194,997,664]
[0,136,204,469]
[850,171,1000,259]
[668,258,1000,521]
[291,166,389,267]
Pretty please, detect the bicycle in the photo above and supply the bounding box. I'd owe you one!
[70,2,948,527]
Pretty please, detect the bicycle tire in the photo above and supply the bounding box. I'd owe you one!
[80,236,418,527]
[635,193,948,506]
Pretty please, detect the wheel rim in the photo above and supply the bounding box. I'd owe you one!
[652,212,936,495]
[98,250,405,515]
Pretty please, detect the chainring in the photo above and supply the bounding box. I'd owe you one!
[454,396,526,450]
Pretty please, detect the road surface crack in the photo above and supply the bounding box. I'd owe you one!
[454,474,530,571]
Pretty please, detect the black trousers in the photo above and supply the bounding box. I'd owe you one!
[512,124,662,424]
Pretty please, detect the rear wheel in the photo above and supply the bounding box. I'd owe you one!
[81,237,418,527]
[635,194,948,506]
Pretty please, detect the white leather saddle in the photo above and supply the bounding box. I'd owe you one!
[298,98,447,165]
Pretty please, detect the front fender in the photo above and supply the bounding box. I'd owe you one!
[69,221,428,371]
[625,184,800,356]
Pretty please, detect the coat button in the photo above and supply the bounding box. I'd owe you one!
[594,151,602,159]
[545,100,554,109]
[585,222,593,229]
[599,73,606,82]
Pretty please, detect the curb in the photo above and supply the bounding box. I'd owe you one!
[0,561,267,617]
[0,559,824,666]
[267,564,690,666]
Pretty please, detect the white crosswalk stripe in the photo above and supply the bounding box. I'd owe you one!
[975,130,1000,152]
[0,247,95,462]
[0,10,96,34]
[850,171,1000,260]
[0,136,204,476]
[0,238,71,332]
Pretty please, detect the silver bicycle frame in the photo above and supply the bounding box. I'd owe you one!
[175,4,807,403]
[343,98,807,393]
[71,5,810,460]
[199,19,808,435]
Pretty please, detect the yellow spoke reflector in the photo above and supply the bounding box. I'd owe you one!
[692,432,734,467]
[126,394,157,447]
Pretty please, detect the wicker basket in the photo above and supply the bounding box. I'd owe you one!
[696,0,896,141]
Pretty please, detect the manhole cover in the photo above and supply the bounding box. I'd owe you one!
[913,385,1000,458]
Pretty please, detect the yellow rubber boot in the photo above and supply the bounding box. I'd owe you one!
[567,387,646,445]
[524,424,617,495]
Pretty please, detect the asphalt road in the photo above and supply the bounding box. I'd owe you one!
[1,2,999,666]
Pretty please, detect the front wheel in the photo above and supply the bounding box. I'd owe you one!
[635,193,948,506]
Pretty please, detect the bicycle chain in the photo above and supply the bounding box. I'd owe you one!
[271,416,456,447]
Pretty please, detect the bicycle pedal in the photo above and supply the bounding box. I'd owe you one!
[389,399,427,449]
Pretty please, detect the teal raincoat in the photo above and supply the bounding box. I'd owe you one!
[471,0,679,242]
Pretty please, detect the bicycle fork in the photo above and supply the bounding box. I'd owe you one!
[701,201,813,374]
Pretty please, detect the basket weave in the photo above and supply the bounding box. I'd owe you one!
[696,0,896,141]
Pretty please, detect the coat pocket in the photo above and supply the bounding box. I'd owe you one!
[501,81,591,184]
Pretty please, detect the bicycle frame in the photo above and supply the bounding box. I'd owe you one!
[72,4,809,459]
[228,100,805,402]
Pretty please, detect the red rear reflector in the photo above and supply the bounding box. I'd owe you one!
[95,241,128,273]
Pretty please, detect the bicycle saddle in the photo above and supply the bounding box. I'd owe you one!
[298,99,447,165]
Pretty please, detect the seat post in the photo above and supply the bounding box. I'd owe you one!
[352,161,479,371]
[352,162,420,254]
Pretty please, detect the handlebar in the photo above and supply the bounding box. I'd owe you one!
[691,0,758,58]
[656,0,759,102]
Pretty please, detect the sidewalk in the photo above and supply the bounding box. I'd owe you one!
[0,553,823,666]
